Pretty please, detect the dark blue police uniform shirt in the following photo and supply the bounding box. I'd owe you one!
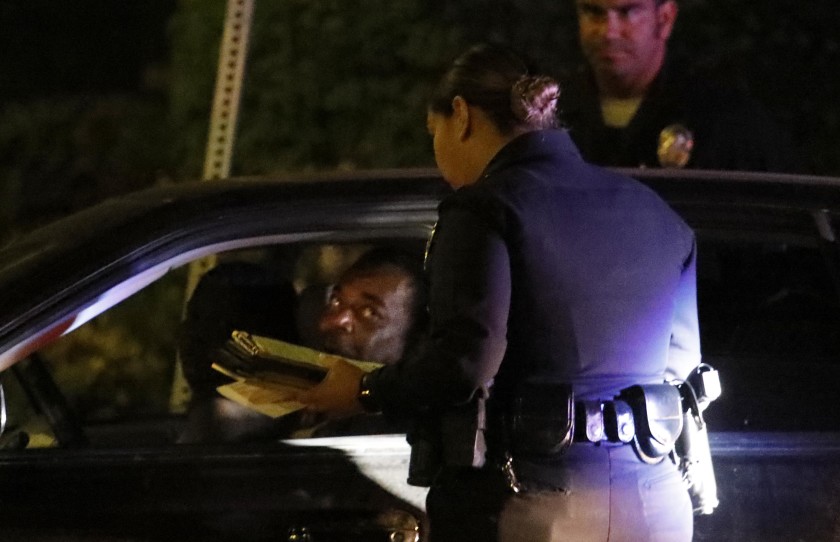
[370,129,701,418]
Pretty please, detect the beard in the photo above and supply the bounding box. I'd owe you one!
[320,333,360,360]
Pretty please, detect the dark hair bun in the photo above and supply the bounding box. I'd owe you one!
[510,75,560,130]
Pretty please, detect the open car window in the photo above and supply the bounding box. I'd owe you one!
[0,239,427,450]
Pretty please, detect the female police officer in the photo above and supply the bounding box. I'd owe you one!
[298,43,698,541]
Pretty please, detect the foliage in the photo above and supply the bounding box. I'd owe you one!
[169,0,464,178]
[0,95,176,242]
[437,0,583,76]
[167,0,229,179]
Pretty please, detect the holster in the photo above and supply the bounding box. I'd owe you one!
[675,365,721,515]
[619,384,683,463]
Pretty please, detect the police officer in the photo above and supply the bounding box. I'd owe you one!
[562,0,803,171]
[298,43,698,541]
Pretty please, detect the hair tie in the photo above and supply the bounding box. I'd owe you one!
[511,75,560,129]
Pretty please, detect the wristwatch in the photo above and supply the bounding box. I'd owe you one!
[357,372,381,413]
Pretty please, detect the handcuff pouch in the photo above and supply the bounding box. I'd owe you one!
[619,384,683,463]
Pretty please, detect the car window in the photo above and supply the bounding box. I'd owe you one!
[0,239,427,450]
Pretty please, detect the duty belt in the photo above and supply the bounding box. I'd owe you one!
[504,383,684,464]
[500,383,685,493]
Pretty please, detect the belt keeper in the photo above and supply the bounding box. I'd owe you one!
[579,400,604,442]
[604,400,635,443]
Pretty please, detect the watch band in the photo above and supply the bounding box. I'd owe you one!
[357,372,381,413]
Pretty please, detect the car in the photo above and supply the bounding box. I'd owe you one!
[0,167,839,541]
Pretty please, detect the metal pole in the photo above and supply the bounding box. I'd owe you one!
[170,0,255,413]
[202,0,254,182]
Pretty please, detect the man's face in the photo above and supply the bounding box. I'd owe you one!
[576,0,677,94]
[317,268,414,364]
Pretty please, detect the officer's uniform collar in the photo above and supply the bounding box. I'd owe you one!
[479,129,582,182]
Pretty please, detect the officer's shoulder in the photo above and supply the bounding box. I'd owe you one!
[591,162,678,207]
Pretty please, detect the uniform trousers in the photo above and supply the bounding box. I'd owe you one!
[425,443,693,542]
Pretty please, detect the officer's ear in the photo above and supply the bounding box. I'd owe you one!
[451,96,472,141]
[655,0,678,41]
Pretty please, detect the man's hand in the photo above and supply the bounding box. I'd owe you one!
[295,355,366,419]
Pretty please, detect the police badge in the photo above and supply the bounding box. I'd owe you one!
[658,124,694,168]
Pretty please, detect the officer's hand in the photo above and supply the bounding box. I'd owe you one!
[295,356,366,420]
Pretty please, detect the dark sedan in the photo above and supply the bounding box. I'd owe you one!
[0,168,839,541]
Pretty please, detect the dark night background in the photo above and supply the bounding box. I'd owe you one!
[0,1,173,100]
[0,0,176,239]
[0,0,838,242]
